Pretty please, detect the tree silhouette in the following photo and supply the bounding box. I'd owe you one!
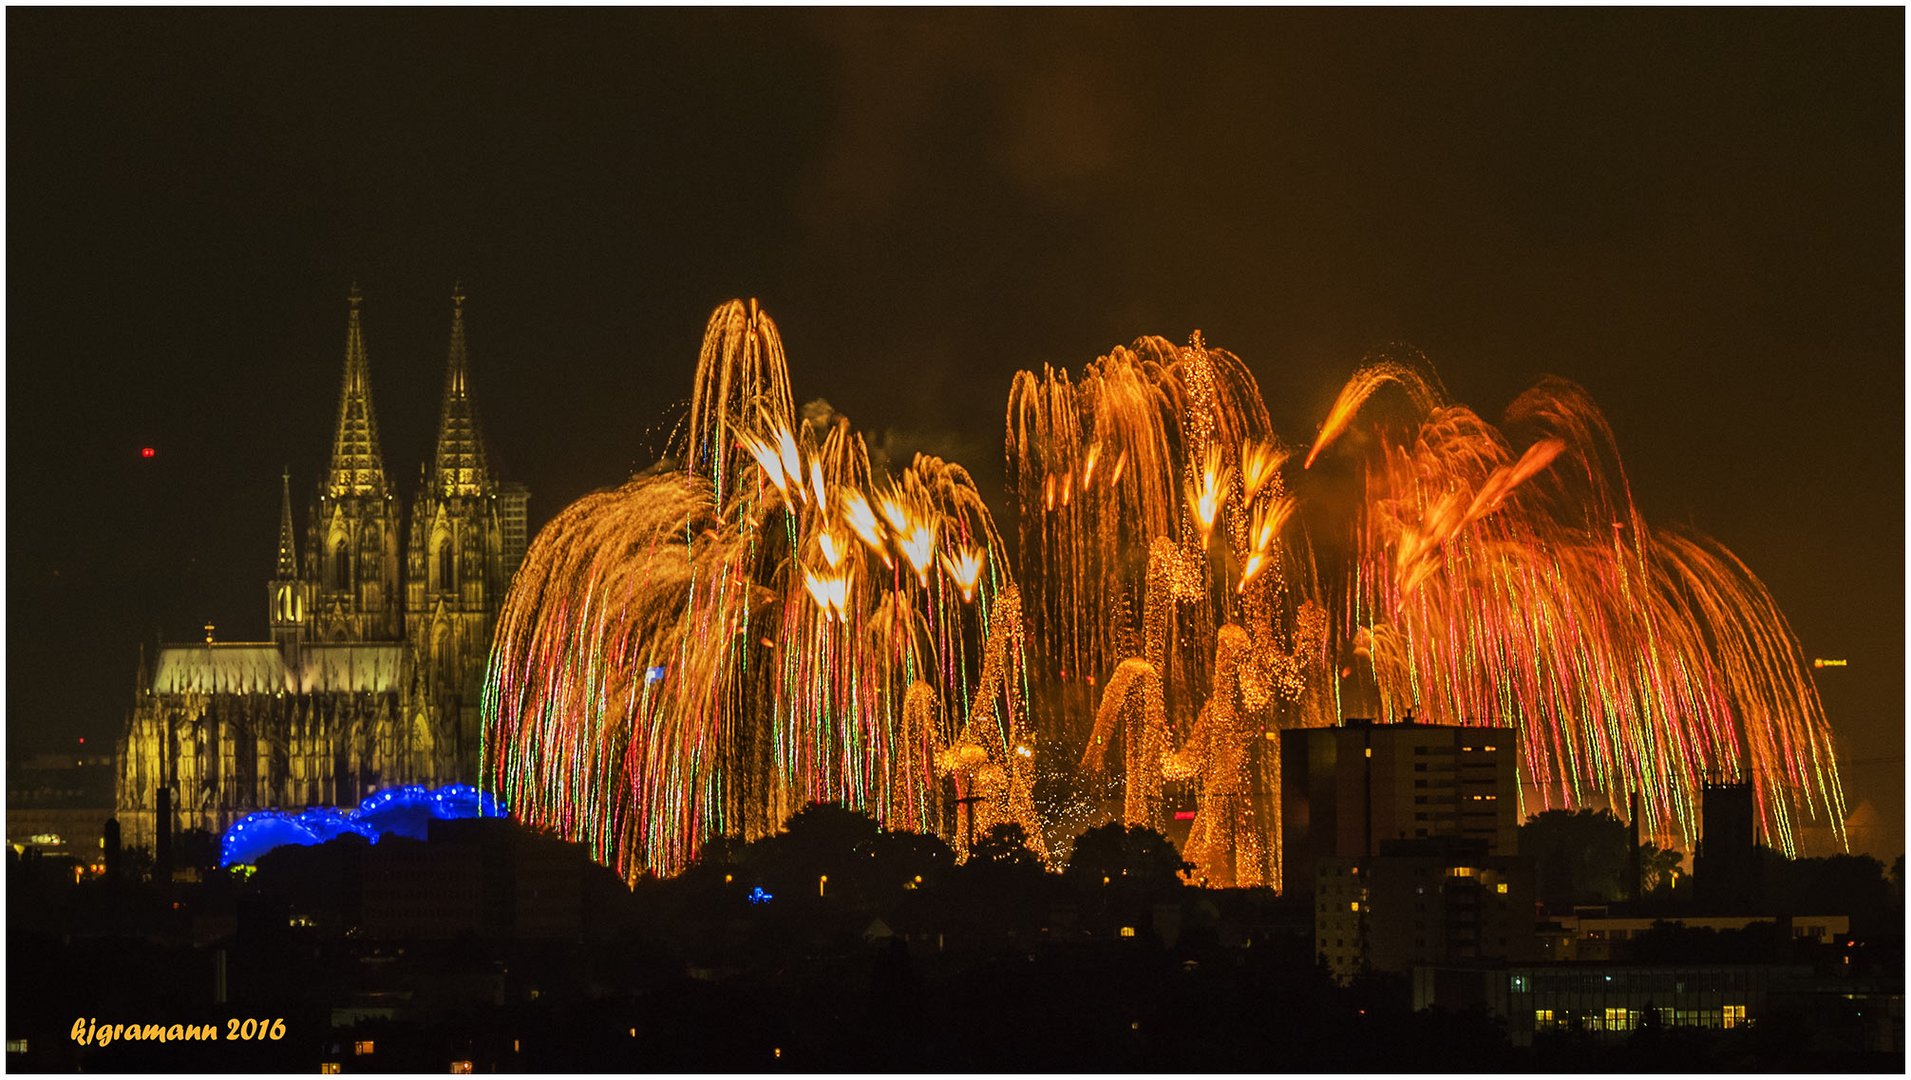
[1766,853,1894,931]
[1519,809,1630,905]
[968,822,1041,871]
[729,803,957,905]
[1639,842,1684,895]
[1063,822,1190,896]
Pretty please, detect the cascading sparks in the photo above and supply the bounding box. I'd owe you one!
[1011,334,1331,888]
[1011,332,1848,884]
[1319,367,1846,855]
[487,301,1848,885]
[483,299,1039,880]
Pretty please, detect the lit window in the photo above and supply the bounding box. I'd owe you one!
[320,1066,342,1076]
[354,1041,374,1056]
[1119,926,1136,938]
[1448,866,1477,878]
[450,1062,474,1075]
[1723,1004,1746,1029]
[1349,901,1360,912]
[1605,1007,1630,1030]
[1534,1009,1554,1027]
[1496,882,1508,894]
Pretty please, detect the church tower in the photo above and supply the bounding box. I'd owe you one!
[118,282,535,850]
[406,286,522,773]
[307,286,404,641]
[268,466,307,661]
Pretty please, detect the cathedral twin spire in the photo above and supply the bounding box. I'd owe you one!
[321,284,489,502]
[431,285,491,498]
[325,286,390,499]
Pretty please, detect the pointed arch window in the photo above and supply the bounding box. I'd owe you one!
[436,537,454,592]
[334,539,351,590]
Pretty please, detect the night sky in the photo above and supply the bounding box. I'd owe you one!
[9,10,1902,856]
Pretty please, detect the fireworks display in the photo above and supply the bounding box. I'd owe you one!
[1012,336,1848,886]
[483,300,1039,879]
[1011,335,1335,887]
[487,303,1846,885]
[1319,361,1847,855]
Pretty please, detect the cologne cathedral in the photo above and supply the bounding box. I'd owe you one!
[115,288,528,851]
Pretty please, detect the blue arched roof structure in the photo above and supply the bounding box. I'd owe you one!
[220,784,503,866]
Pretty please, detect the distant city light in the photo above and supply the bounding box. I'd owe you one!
[747,886,773,905]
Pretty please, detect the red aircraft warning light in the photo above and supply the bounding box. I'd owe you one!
[140,447,156,459]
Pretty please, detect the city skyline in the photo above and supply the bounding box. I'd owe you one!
[8,9,1901,859]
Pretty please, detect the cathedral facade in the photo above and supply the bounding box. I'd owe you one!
[116,288,528,852]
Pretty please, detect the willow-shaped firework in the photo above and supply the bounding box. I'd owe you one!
[484,300,1036,879]
[1318,363,1847,853]
[1019,335,1331,887]
[1013,326,1847,867]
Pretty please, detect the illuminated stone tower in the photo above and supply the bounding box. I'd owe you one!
[405,287,528,773]
[268,466,306,661]
[118,284,528,853]
[308,287,404,641]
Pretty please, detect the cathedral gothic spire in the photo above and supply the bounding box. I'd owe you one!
[276,466,299,577]
[327,285,390,498]
[430,285,490,496]
[431,284,491,497]
[120,283,532,861]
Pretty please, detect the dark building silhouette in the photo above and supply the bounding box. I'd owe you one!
[5,750,115,865]
[1315,835,1538,981]
[1284,720,1530,981]
[1694,780,1760,912]
[253,816,633,943]
[1280,719,1517,898]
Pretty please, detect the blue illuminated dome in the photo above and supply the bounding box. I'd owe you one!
[220,784,504,867]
